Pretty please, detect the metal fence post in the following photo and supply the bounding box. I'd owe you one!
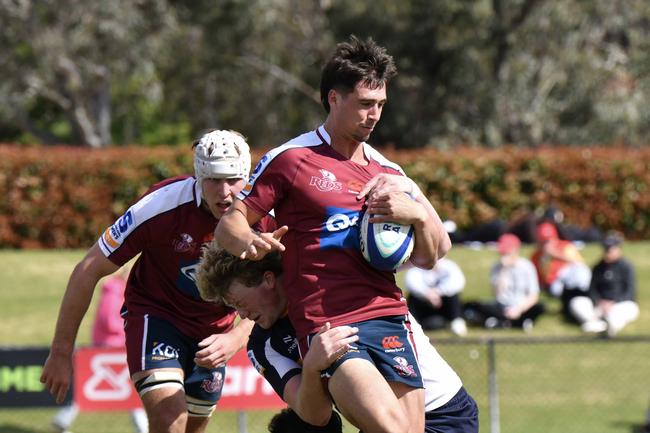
[237,410,248,433]
[487,338,500,433]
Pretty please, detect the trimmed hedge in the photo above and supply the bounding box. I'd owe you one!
[1,144,648,248]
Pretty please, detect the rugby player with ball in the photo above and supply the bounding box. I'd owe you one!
[215,36,462,433]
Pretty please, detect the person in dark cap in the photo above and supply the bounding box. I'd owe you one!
[568,232,639,336]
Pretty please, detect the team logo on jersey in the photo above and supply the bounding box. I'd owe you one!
[176,260,202,300]
[346,180,365,195]
[392,356,416,377]
[173,233,196,253]
[320,206,360,249]
[381,336,405,353]
[102,210,134,249]
[310,169,342,193]
[201,371,224,393]
[151,341,180,361]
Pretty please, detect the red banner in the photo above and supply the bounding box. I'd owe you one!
[74,348,285,411]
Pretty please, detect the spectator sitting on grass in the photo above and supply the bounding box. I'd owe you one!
[464,234,545,332]
[531,222,592,321]
[569,233,639,336]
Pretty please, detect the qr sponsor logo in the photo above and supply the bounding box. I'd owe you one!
[382,336,405,353]
[320,207,360,249]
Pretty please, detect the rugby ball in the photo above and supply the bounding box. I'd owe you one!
[359,211,415,271]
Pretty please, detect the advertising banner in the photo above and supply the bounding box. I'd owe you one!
[74,348,284,411]
[74,347,140,411]
[0,347,71,407]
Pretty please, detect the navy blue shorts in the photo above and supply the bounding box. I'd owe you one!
[125,313,225,403]
[425,387,479,433]
[310,315,423,390]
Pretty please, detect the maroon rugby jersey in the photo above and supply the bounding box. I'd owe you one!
[99,175,275,340]
[239,126,409,340]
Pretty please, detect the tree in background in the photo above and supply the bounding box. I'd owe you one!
[1,0,649,148]
[492,0,650,146]
[0,0,178,147]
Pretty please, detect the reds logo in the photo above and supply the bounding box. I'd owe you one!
[392,356,416,377]
[173,233,196,253]
[202,371,224,393]
[310,169,342,192]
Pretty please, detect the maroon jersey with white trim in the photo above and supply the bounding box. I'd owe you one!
[99,175,275,340]
[239,126,409,340]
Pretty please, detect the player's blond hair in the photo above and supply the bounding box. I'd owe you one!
[196,239,283,303]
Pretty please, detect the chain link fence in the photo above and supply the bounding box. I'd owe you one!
[2,336,649,433]
[435,335,650,433]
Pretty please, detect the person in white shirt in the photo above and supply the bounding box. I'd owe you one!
[405,258,468,336]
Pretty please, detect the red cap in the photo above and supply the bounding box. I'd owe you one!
[536,222,558,241]
[498,234,521,254]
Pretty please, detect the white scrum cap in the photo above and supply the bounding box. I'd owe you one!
[193,130,251,181]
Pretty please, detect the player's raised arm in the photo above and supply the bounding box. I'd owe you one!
[216,201,287,260]
[215,201,258,256]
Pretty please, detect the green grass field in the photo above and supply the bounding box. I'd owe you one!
[1,244,649,433]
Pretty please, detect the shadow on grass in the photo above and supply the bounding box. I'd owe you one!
[610,420,650,433]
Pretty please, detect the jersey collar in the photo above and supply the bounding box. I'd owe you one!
[316,124,331,145]
[193,178,202,207]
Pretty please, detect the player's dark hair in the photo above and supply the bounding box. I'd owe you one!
[320,35,397,113]
[268,408,343,433]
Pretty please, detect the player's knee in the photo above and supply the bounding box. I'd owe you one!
[186,395,216,418]
[134,370,184,397]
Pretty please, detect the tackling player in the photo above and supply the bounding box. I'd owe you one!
[41,130,279,433]
[196,245,479,433]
